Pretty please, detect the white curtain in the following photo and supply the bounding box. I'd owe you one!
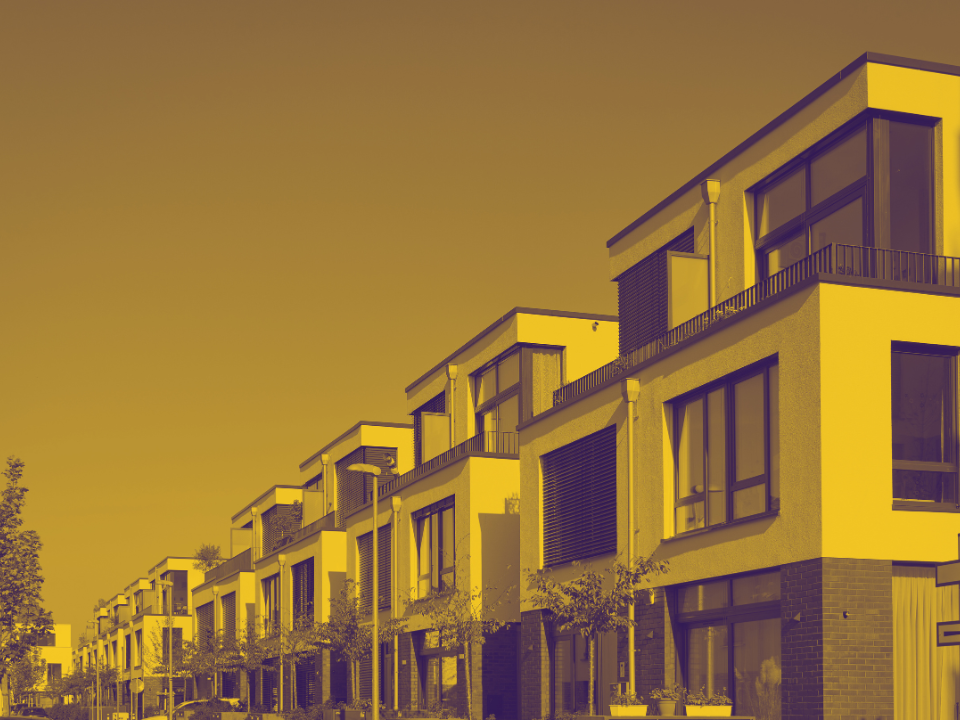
[531,348,563,416]
[893,565,960,719]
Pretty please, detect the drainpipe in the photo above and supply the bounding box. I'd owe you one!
[446,364,458,448]
[321,453,331,515]
[621,377,640,695]
[251,507,259,562]
[700,179,721,306]
[390,496,402,711]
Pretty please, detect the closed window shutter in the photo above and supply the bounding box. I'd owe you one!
[359,654,372,700]
[358,525,391,614]
[293,558,314,621]
[197,602,214,642]
[542,425,618,566]
[296,660,315,708]
[337,447,398,522]
[617,229,695,356]
[221,592,236,637]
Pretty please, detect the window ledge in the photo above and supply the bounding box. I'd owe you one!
[892,501,960,513]
[662,509,780,544]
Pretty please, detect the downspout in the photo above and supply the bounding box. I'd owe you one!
[251,507,259,562]
[390,496,402,710]
[446,364,458,447]
[321,453,331,515]
[621,378,640,695]
[700,179,721,306]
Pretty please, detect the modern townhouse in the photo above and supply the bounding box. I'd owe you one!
[519,53,960,720]
[16,623,73,708]
[221,478,349,711]
[333,308,616,720]
[77,557,204,718]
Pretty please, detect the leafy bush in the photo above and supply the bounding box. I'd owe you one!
[48,704,86,720]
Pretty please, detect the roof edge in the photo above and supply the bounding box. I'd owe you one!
[298,420,414,471]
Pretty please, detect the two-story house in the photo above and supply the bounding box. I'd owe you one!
[336,308,616,720]
[519,53,960,720]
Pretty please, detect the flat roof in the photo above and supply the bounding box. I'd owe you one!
[607,52,960,249]
[404,307,618,394]
[230,484,306,523]
[297,420,414,471]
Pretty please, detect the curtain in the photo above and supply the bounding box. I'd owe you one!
[531,348,563,416]
[893,566,959,719]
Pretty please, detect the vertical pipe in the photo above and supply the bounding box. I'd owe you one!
[391,497,402,711]
[371,474,379,720]
[701,180,721,307]
[321,454,331,515]
[620,378,640,695]
[446,365,458,448]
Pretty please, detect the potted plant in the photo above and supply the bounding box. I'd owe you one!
[647,684,684,717]
[608,690,647,717]
[684,687,733,717]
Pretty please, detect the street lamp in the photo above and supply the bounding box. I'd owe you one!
[277,555,286,713]
[156,580,174,720]
[212,585,220,699]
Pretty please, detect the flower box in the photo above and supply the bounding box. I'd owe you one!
[684,706,733,717]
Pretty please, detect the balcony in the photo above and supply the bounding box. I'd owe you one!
[357,431,520,505]
[553,244,960,407]
[203,547,253,584]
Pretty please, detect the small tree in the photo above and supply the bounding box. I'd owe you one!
[281,617,323,709]
[193,545,224,573]
[318,580,405,703]
[182,628,240,698]
[9,646,45,705]
[235,622,270,706]
[407,578,508,720]
[528,557,668,715]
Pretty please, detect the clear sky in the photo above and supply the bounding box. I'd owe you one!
[3,0,960,646]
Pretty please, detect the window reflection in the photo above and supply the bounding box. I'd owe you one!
[758,168,805,237]
[811,128,866,206]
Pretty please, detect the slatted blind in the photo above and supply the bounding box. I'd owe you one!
[542,425,618,566]
[293,557,315,622]
[617,229,695,356]
[295,659,316,708]
[358,524,391,614]
[337,446,399,523]
[261,504,302,554]
[414,393,446,466]
[197,602,214,642]
[221,592,236,637]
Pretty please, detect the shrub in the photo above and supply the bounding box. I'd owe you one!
[48,705,86,720]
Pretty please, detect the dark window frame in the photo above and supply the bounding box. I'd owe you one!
[474,348,522,433]
[752,110,938,280]
[672,357,779,535]
[892,341,960,512]
[413,496,456,597]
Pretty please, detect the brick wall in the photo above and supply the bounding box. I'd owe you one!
[781,558,824,720]
[482,623,520,720]
[398,632,420,711]
[520,610,551,720]
[822,558,893,720]
[635,587,666,700]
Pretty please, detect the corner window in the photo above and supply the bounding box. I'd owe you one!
[755,115,935,279]
[678,570,781,718]
[892,343,958,509]
[674,360,779,534]
[414,498,455,597]
[475,350,521,434]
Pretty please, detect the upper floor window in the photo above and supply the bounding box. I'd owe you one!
[476,350,520,435]
[674,359,779,535]
[541,425,617,566]
[892,342,958,509]
[414,497,455,597]
[262,574,280,636]
[755,114,934,279]
[293,557,314,622]
[358,524,391,613]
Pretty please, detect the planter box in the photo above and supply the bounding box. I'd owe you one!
[342,710,365,720]
[609,705,647,717]
[322,710,342,720]
[221,713,250,720]
[684,708,733,717]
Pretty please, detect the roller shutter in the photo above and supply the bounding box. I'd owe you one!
[358,524,391,614]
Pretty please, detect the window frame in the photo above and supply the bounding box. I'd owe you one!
[413,496,456,598]
[891,341,960,512]
[752,110,938,280]
[474,349,522,434]
[672,357,779,536]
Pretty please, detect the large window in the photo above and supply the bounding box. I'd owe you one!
[414,497,455,597]
[892,343,958,508]
[755,114,934,278]
[262,574,280,636]
[542,425,617,566]
[678,571,781,720]
[420,631,459,711]
[674,360,779,534]
[293,557,314,622]
[475,350,521,436]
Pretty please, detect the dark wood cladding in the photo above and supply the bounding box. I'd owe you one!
[414,392,446,467]
[616,229,694,357]
[337,446,398,524]
[542,425,617,567]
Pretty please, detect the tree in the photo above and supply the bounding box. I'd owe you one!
[193,545,224,573]
[0,457,52,714]
[8,647,45,705]
[182,629,239,698]
[317,580,405,703]
[528,556,668,715]
[280,617,322,709]
[407,578,509,720]
[234,622,270,706]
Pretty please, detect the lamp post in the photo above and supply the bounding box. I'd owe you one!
[347,462,383,720]
[277,555,286,713]
[86,621,99,720]
[156,580,174,720]
[212,585,221,700]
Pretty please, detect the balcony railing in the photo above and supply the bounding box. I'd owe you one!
[203,547,253,583]
[553,244,960,408]
[378,431,519,498]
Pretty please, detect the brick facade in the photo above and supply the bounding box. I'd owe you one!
[482,622,520,720]
[398,632,420,711]
[781,558,824,720]
[520,610,551,720]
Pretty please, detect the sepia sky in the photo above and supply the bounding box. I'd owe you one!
[4,0,960,644]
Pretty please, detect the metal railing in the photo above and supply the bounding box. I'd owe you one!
[378,431,519,497]
[278,512,337,546]
[203,547,253,583]
[553,244,960,407]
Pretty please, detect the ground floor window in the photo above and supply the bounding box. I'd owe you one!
[677,570,781,720]
[419,631,459,711]
[893,565,959,719]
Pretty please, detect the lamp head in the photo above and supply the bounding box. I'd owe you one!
[347,463,381,475]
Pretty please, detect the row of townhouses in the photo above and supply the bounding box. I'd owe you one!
[77,53,960,720]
